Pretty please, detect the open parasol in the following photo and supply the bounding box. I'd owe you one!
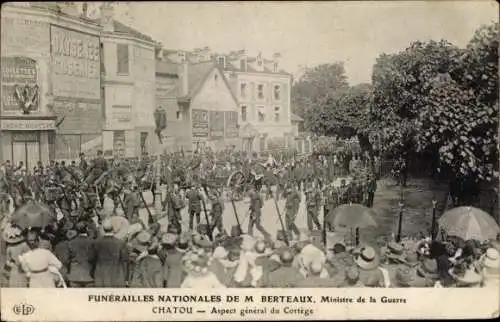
[10,201,57,230]
[438,206,500,242]
[330,203,378,229]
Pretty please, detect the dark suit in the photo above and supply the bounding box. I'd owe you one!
[93,235,129,287]
[68,235,95,287]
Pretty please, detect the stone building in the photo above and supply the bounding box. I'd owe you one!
[0,3,102,166]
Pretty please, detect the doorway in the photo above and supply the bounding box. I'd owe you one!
[11,132,41,170]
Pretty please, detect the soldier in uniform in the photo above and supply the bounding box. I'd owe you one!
[209,190,225,236]
[306,185,322,232]
[167,185,184,232]
[365,173,377,208]
[79,153,88,174]
[86,150,108,186]
[324,184,339,232]
[123,180,141,224]
[284,185,301,240]
[248,186,271,240]
[185,184,203,231]
[0,169,10,216]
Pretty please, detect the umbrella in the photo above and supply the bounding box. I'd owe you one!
[438,206,500,242]
[10,202,56,230]
[331,203,378,229]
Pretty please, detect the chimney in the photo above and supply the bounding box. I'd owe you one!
[100,3,114,32]
[155,42,164,60]
[61,2,79,16]
[178,61,189,97]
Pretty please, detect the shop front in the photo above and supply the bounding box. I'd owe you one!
[0,117,56,168]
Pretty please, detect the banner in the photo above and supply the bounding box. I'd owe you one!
[224,111,238,138]
[209,111,224,139]
[192,109,209,138]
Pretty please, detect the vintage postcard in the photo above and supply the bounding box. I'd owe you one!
[0,1,499,321]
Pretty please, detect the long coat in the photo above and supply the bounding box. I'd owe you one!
[129,255,163,288]
[67,235,95,283]
[162,248,186,287]
[93,235,129,287]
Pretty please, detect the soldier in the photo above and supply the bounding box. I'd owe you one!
[167,185,184,231]
[337,179,350,205]
[324,184,339,232]
[209,190,225,236]
[365,173,377,208]
[0,169,10,216]
[248,186,271,240]
[185,184,203,231]
[284,185,301,240]
[306,185,322,232]
[123,181,141,224]
[79,153,88,174]
[86,150,108,186]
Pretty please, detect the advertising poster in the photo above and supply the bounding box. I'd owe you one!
[50,25,100,100]
[209,110,224,139]
[1,57,38,112]
[192,109,209,138]
[224,111,238,138]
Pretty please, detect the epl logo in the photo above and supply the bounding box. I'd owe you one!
[12,303,35,316]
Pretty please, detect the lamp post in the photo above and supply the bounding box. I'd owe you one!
[431,199,437,240]
[396,188,404,243]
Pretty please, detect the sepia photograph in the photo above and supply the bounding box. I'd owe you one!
[0,0,499,320]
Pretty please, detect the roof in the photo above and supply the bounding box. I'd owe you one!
[179,62,239,106]
[291,113,304,122]
[156,61,178,76]
[90,18,155,42]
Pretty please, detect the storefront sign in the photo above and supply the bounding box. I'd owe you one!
[1,119,56,131]
[1,57,38,112]
[51,26,100,100]
[1,17,50,56]
[209,111,224,139]
[192,109,209,138]
[224,111,238,138]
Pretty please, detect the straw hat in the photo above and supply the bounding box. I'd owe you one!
[354,246,380,270]
[2,224,24,244]
[481,248,500,274]
[449,266,483,286]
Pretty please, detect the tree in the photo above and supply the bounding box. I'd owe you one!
[291,62,349,120]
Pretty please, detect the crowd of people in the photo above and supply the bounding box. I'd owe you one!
[0,146,498,289]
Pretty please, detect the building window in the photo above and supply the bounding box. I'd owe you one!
[257,106,265,122]
[274,106,280,123]
[240,59,246,71]
[257,84,264,99]
[116,44,129,75]
[240,83,247,98]
[273,85,281,100]
[140,132,148,155]
[176,110,182,120]
[241,105,247,122]
[273,62,278,72]
[217,56,226,67]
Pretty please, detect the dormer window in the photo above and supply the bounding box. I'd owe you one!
[273,62,278,72]
[217,56,226,68]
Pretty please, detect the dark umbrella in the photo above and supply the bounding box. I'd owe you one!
[438,206,499,242]
[331,203,378,229]
[10,201,57,230]
[330,203,378,247]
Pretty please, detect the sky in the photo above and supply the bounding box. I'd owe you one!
[88,1,497,85]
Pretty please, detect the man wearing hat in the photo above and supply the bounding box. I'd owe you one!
[161,233,188,288]
[284,185,301,241]
[305,185,322,232]
[66,222,95,288]
[93,220,129,287]
[354,245,385,287]
[365,173,377,208]
[86,150,108,186]
[185,184,203,231]
[296,259,337,287]
[248,186,271,240]
[209,190,225,236]
[129,234,163,288]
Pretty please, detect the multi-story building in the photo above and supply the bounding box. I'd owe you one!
[155,49,240,152]
[97,4,157,158]
[0,3,102,166]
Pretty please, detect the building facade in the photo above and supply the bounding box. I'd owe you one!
[0,3,102,166]
[155,52,240,153]
[98,5,157,158]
